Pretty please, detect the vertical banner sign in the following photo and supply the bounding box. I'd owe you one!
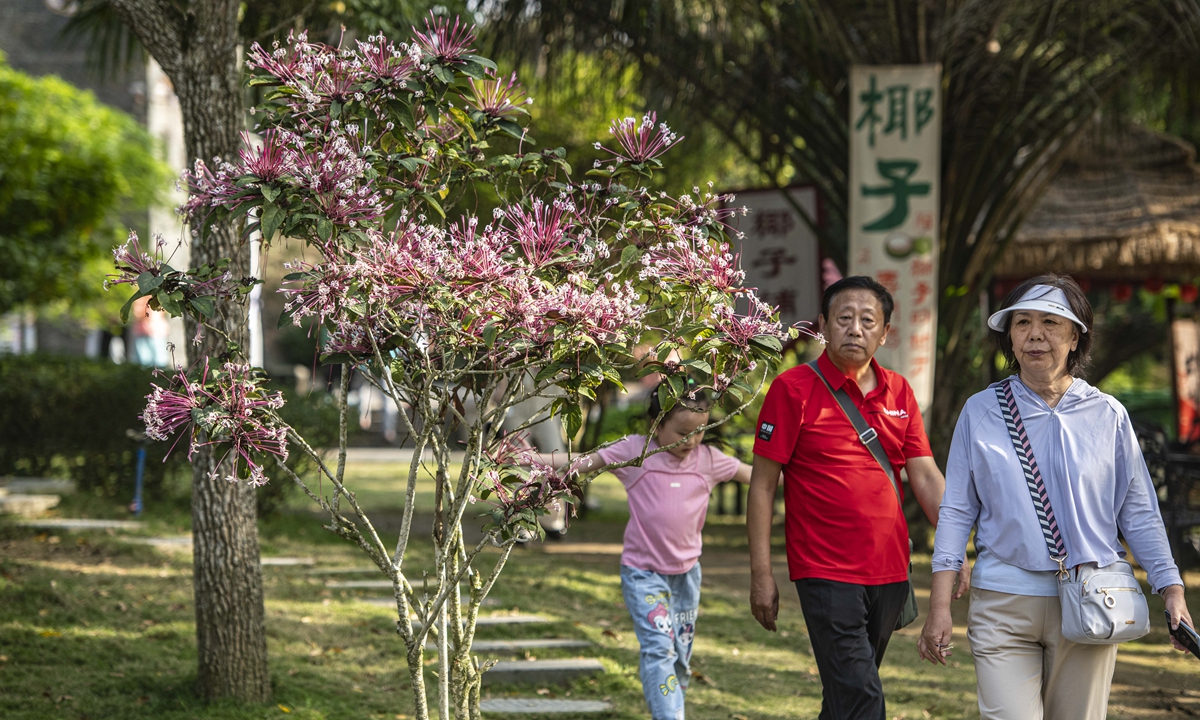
[849,65,941,410]
[1172,318,1200,443]
[733,187,822,328]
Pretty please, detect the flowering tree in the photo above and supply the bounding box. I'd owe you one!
[112,17,794,719]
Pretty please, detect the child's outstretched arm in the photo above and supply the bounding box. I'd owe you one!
[732,461,753,484]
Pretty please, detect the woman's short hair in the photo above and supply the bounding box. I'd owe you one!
[993,274,1094,376]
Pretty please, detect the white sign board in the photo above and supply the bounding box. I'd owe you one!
[731,187,822,328]
[849,65,941,409]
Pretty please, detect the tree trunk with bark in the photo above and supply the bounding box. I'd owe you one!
[108,0,269,702]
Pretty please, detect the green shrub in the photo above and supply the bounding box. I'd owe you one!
[0,354,185,499]
[0,355,346,516]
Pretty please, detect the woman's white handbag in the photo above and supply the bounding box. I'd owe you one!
[1058,560,1150,644]
[996,379,1151,645]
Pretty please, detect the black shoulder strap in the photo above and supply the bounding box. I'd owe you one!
[807,359,902,506]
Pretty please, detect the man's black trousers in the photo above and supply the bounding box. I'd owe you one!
[794,578,911,720]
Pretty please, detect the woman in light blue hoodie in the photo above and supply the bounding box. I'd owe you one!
[919,274,1192,720]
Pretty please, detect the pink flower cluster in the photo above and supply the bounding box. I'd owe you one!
[479,432,579,529]
[639,232,746,293]
[107,231,166,289]
[141,361,289,487]
[597,112,682,163]
[281,203,649,359]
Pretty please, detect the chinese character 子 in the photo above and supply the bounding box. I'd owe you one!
[751,247,797,279]
[754,210,795,237]
[855,75,884,148]
[861,159,931,232]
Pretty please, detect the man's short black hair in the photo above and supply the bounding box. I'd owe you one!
[821,276,894,326]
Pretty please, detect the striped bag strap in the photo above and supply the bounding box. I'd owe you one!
[995,378,1069,575]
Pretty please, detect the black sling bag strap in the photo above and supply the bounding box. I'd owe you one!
[806,359,918,628]
[806,360,900,502]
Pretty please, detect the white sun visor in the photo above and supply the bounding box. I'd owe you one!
[987,284,1088,333]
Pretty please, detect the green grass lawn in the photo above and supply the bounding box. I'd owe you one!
[3,462,1200,719]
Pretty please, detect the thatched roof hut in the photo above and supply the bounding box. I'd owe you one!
[994,126,1200,282]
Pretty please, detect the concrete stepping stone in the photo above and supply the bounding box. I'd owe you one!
[483,659,605,686]
[370,612,548,628]
[261,557,315,566]
[0,494,60,517]
[0,478,75,494]
[480,698,611,713]
[18,519,143,530]
[455,639,593,653]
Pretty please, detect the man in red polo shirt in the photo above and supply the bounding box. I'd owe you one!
[747,276,967,720]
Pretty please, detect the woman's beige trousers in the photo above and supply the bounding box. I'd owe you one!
[968,588,1118,720]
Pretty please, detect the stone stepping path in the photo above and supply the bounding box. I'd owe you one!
[480,698,612,714]
[483,659,606,686]
[451,639,592,653]
[0,494,60,517]
[261,557,315,566]
[18,519,144,530]
[295,556,606,708]
[1,478,75,494]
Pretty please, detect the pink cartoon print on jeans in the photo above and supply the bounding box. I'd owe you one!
[647,602,674,639]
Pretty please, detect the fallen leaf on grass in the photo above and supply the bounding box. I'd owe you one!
[39,630,61,638]
[278,704,291,713]
[601,629,621,641]
[0,655,7,662]
[731,715,750,720]
[287,669,299,676]
[135,696,149,705]
[535,688,551,696]
[691,670,717,687]
[108,673,123,678]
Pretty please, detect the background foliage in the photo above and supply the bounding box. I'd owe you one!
[0,53,169,322]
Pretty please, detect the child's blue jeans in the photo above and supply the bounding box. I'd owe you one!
[620,563,702,720]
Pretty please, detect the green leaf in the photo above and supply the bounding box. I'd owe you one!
[431,64,456,84]
[136,272,164,294]
[495,119,528,142]
[620,245,641,265]
[317,217,333,242]
[561,399,583,438]
[261,200,283,243]
[749,335,783,353]
[396,156,429,173]
[260,183,278,203]
[463,55,498,71]
[189,296,216,319]
[481,323,499,348]
[282,272,307,282]
[119,291,145,324]
[423,194,445,219]
[158,290,183,316]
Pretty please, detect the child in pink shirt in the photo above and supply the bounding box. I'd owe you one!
[574,386,751,719]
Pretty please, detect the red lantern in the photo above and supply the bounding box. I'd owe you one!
[1112,283,1134,303]
[1077,277,1092,292]
[1182,284,1199,304]
[1145,278,1165,293]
